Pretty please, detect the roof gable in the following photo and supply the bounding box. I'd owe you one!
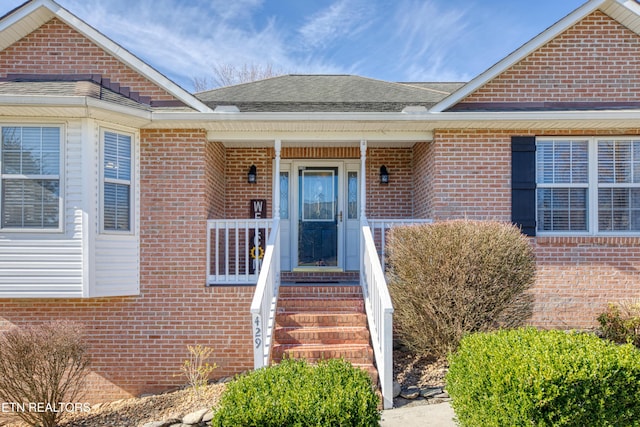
[0,0,211,112]
[431,0,640,112]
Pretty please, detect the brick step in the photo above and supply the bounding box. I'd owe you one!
[272,343,374,365]
[277,297,365,313]
[276,312,367,328]
[354,363,380,386]
[279,285,362,299]
[275,326,370,345]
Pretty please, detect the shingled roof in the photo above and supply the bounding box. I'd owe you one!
[0,80,151,110]
[195,75,465,113]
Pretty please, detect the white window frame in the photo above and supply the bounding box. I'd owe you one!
[536,136,640,236]
[0,124,64,233]
[100,128,135,235]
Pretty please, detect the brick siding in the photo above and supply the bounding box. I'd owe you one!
[422,128,640,329]
[0,18,178,102]
[462,11,640,104]
[0,131,254,402]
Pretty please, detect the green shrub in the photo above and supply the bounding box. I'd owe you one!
[598,300,640,347]
[211,358,380,426]
[387,220,535,357]
[447,328,640,427]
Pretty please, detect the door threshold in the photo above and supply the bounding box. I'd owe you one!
[293,267,344,273]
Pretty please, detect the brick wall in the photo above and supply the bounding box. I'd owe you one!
[366,148,413,219]
[0,18,177,102]
[221,146,415,220]
[429,130,512,221]
[225,147,274,219]
[0,130,254,402]
[205,141,226,219]
[462,11,640,104]
[412,141,435,218]
[532,236,640,328]
[420,128,640,329]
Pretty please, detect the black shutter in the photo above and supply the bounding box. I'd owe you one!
[511,136,536,236]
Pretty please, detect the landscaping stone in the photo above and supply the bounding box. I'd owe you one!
[400,386,420,399]
[421,387,443,398]
[202,410,214,423]
[182,408,209,424]
[141,421,171,427]
[434,392,450,399]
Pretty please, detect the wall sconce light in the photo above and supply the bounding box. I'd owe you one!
[380,165,389,184]
[248,165,257,184]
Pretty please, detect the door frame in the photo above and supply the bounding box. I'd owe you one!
[291,160,344,270]
[278,158,361,272]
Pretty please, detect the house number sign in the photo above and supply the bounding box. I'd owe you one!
[253,315,262,349]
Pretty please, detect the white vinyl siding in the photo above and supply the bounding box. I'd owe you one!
[94,127,139,296]
[0,120,139,298]
[0,121,83,298]
[536,137,640,235]
[1,126,61,230]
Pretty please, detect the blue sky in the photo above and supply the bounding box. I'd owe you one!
[4,0,587,91]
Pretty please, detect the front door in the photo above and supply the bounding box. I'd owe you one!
[297,166,341,268]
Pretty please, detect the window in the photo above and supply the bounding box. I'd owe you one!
[597,140,640,231]
[1,126,61,229]
[279,171,289,219]
[536,137,640,234]
[536,139,588,232]
[102,130,132,232]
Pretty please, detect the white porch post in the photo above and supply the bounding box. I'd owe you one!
[360,139,367,291]
[360,139,367,221]
[273,139,281,219]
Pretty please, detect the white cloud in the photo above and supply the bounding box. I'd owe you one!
[0,0,588,88]
[389,0,468,80]
[54,0,304,89]
[297,0,374,51]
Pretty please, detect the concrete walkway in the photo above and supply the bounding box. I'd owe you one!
[381,402,457,426]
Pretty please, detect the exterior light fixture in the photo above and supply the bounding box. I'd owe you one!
[248,165,257,184]
[380,165,389,184]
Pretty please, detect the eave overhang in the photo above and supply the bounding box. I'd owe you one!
[2,95,640,140]
[0,95,152,128]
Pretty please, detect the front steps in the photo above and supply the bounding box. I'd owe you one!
[272,284,378,383]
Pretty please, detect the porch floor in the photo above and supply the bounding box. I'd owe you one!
[280,271,359,283]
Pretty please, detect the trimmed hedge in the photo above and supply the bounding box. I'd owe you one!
[211,358,380,427]
[447,328,640,426]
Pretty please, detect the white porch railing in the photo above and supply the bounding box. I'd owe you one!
[368,219,433,270]
[362,218,433,409]
[360,218,394,409]
[206,219,275,284]
[250,219,281,368]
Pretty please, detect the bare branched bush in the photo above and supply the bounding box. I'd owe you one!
[0,321,90,427]
[387,220,536,357]
[192,63,287,91]
[180,344,217,401]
